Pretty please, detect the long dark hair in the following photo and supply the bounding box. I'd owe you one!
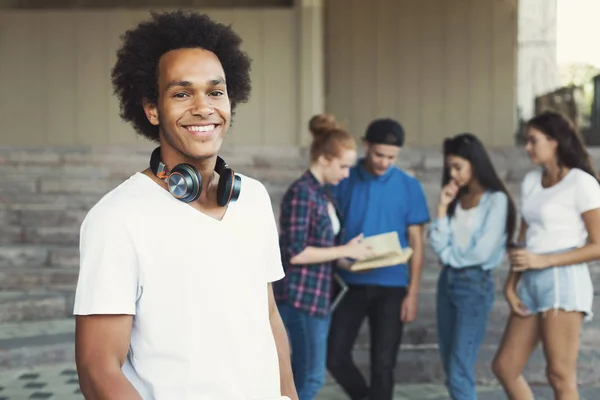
[442,133,517,244]
[527,111,599,182]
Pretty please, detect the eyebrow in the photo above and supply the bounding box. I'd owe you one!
[166,78,226,90]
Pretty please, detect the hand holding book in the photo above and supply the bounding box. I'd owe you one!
[341,233,375,261]
[348,231,413,272]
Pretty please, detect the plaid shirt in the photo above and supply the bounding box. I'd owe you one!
[273,170,340,318]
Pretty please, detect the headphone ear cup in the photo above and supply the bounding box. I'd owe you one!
[216,167,235,207]
[230,174,241,203]
[169,163,202,203]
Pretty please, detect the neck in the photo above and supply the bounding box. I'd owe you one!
[309,164,325,185]
[159,146,217,202]
[543,161,565,183]
[465,179,485,197]
[362,158,377,176]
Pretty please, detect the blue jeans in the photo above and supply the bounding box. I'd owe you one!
[436,267,494,400]
[278,303,330,400]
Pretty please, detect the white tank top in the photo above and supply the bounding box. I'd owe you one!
[328,202,341,235]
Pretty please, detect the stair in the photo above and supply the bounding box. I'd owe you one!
[1,145,600,383]
[0,319,75,371]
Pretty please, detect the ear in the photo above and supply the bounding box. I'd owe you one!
[362,140,370,153]
[142,99,160,126]
[317,154,330,167]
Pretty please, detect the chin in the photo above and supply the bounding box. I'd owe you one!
[185,140,223,160]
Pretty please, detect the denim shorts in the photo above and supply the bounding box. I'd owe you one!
[517,263,594,321]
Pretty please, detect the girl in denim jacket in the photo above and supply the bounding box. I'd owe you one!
[429,133,517,400]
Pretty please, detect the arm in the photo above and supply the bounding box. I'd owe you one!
[505,218,527,290]
[76,315,141,400]
[401,179,430,323]
[428,182,459,252]
[407,224,424,297]
[74,206,141,399]
[434,193,508,267]
[282,184,362,265]
[428,203,453,251]
[268,284,298,400]
[400,224,425,323]
[290,245,352,265]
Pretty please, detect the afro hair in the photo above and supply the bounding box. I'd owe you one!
[111,10,252,142]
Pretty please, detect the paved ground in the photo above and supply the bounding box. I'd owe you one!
[1,363,600,399]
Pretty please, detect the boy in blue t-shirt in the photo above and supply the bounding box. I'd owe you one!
[326,118,430,400]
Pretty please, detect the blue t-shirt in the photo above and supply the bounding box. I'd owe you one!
[331,160,430,287]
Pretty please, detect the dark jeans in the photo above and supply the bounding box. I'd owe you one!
[437,266,494,400]
[326,285,407,400]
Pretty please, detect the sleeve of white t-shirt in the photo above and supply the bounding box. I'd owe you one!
[73,203,140,315]
[260,184,285,283]
[574,170,600,214]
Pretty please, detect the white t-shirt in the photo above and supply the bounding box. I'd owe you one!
[452,204,479,248]
[521,168,600,253]
[327,202,341,236]
[74,172,285,400]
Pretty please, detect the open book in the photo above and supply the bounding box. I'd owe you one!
[350,231,413,272]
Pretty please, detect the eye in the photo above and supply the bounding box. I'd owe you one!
[210,90,225,97]
[173,92,189,98]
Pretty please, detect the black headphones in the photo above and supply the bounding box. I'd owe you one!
[149,147,241,206]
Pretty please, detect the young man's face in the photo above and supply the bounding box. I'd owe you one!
[363,142,400,176]
[145,48,231,161]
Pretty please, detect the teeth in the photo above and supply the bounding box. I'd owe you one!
[187,125,215,132]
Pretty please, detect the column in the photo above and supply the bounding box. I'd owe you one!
[295,0,325,147]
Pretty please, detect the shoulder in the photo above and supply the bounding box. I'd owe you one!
[236,173,275,209]
[340,166,361,186]
[392,167,418,181]
[570,168,600,187]
[238,173,269,197]
[390,167,423,190]
[282,174,317,201]
[81,175,146,233]
[486,190,508,207]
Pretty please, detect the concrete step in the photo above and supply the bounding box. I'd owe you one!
[0,225,81,246]
[355,290,600,347]
[0,318,75,372]
[0,268,79,291]
[0,291,74,323]
[3,320,598,386]
[0,245,79,268]
[1,316,598,386]
[350,343,600,385]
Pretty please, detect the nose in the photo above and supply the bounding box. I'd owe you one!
[190,95,214,118]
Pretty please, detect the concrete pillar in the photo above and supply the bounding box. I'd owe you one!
[295,0,325,147]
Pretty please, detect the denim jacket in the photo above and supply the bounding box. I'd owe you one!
[428,191,508,270]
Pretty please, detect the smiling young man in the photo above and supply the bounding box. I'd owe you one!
[326,118,430,400]
[73,11,296,400]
